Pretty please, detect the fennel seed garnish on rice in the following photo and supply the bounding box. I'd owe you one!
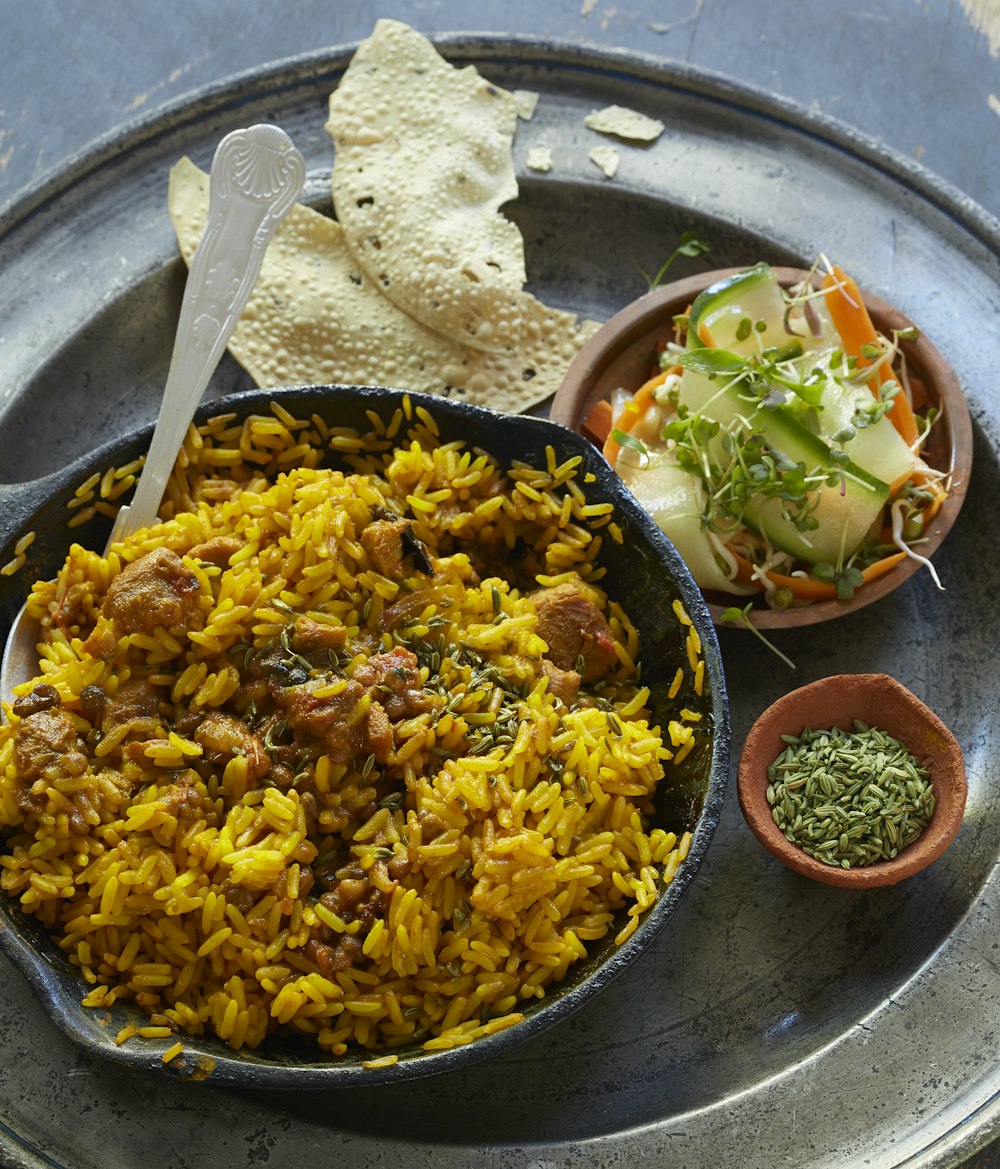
[0,397,701,1059]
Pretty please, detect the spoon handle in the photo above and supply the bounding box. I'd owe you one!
[107,124,305,547]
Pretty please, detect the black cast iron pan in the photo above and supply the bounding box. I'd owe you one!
[0,382,729,1089]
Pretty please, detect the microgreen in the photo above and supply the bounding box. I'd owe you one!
[610,428,651,459]
[679,346,825,409]
[659,403,825,539]
[635,230,711,291]
[811,560,865,600]
[851,379,898,430]
[720,603,796,669]
[678,348,747,378]
[915,405,941,446]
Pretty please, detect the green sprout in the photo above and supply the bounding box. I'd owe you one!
[720,603,796,670]
[811,561,865,601]
[635,230,711,291]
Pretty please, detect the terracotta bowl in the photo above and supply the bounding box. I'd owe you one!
[737,673,966,888]
[550,267,974,629]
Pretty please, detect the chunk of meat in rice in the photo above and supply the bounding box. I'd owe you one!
[275,678,394,764]
[158,773,218,827]
[188,535,243,567]
[360,510,432,579]
[528,582,617,683]
[91,679,168,766]
[98,548,202,636]
[540,660,581,706]
[194,711,270,782]
[81,619,117,661]
[351,647,431,720]
[13,707,88,811]
[100,678,162,735]
[360,517,410,579]
[49,580,94,634]
[365,699,393,763]
[291,615,348,656]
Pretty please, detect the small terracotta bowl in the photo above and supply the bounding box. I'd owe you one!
[737,673,966,888]
[550,267,974,629]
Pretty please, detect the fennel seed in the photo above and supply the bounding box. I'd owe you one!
[766,720,934,869]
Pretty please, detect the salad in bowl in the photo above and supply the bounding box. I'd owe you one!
[557,260,971,627]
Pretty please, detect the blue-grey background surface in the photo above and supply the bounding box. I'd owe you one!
[3,1,1000,223]
[1,3,998,1169]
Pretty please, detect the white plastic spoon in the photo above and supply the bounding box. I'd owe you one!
[0,123,305,706]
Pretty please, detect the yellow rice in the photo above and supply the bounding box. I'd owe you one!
[0,399,702,1059]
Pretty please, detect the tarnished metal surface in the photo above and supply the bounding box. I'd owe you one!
[0,40,997,1169]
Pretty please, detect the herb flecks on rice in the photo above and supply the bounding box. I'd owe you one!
[0,401,701,1058]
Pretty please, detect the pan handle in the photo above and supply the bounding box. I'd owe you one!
[0,469,76,552]
[0,426,151,554]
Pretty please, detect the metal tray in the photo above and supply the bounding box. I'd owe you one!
[0,36,998,1169]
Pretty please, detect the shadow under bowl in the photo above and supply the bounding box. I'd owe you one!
[550,267,974,629]
[737,673,966,889]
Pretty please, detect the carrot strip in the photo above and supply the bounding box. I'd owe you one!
[732,549,908,601]
[581,398,613,445]
[601,369,672,468]
[821,265,921,448]
[908,375,930,413]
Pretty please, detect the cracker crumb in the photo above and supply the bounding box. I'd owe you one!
[585,104,665,143]
[525,146,553,173]
[589,145,620,179]
[514,89,540,120]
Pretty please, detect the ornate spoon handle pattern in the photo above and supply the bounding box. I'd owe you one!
[108,124,305,545]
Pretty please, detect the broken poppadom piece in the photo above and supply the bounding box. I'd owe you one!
[589,146,620,179]
[584,104,665,143]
